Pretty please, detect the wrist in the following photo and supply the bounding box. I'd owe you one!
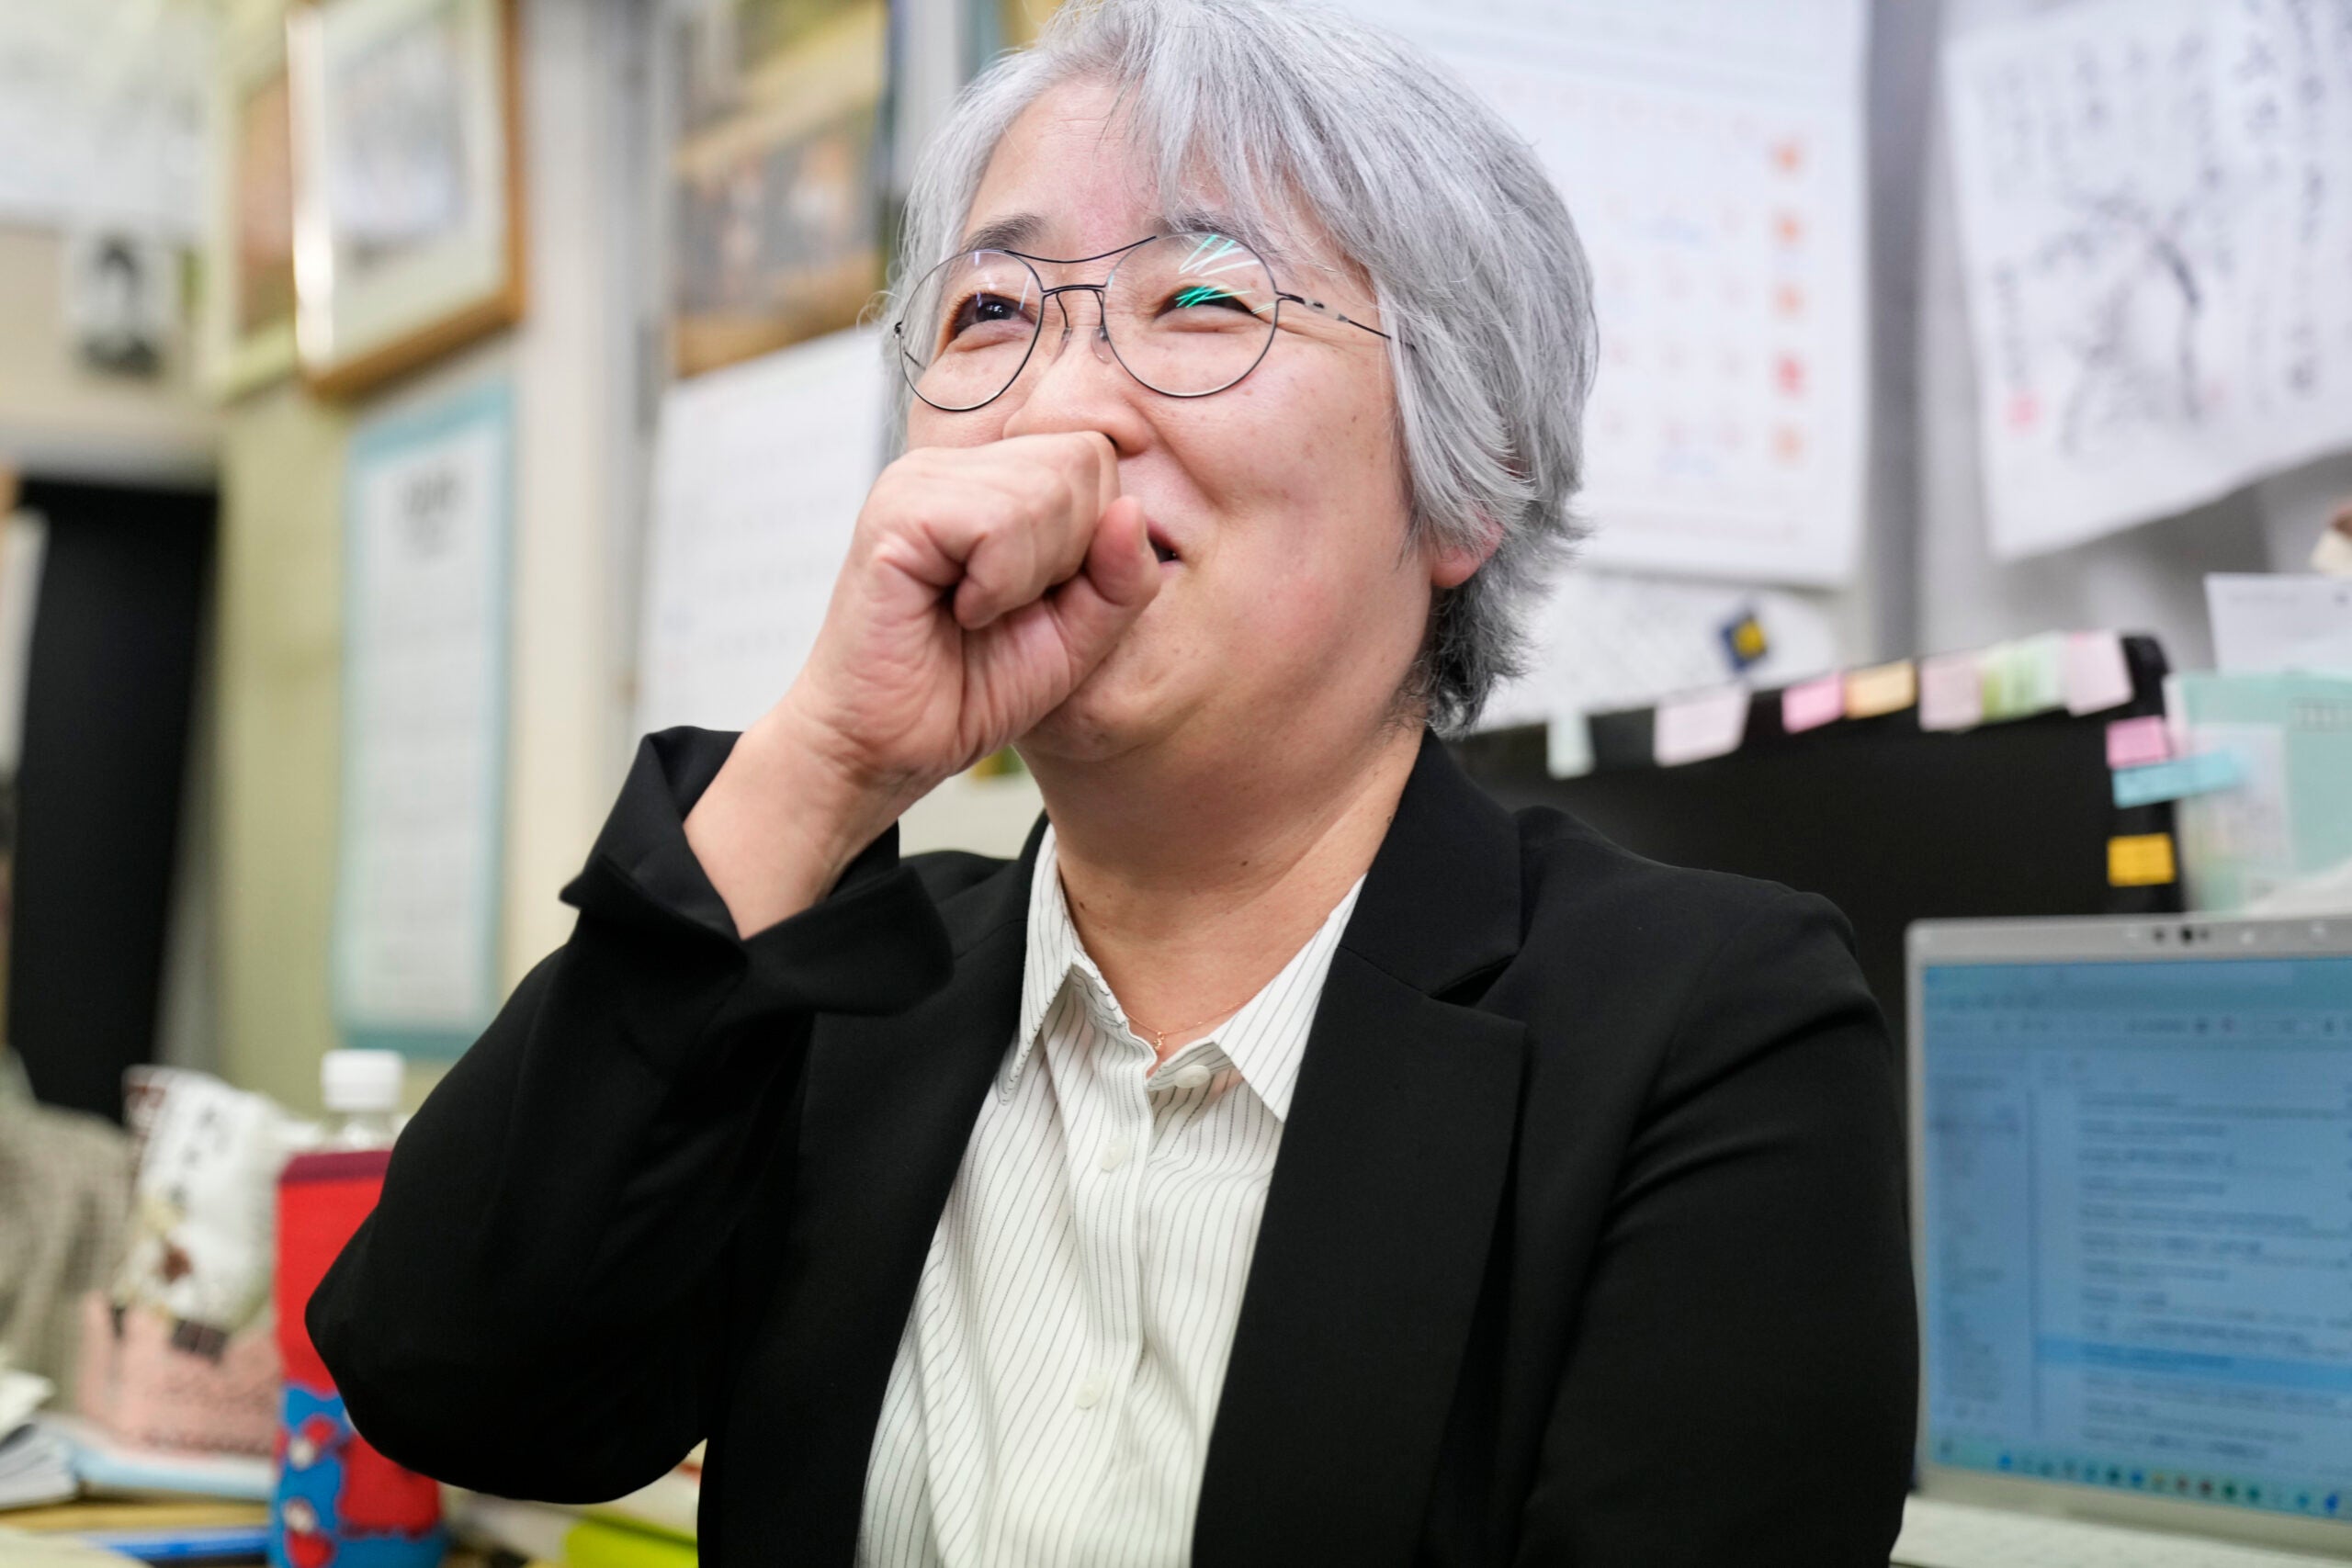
[684,708,919,937]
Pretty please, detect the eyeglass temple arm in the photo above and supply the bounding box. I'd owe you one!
[1275,292,1392,342]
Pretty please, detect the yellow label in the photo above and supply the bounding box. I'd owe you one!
[2108,833,2177,886]
[1844,660,1918,718]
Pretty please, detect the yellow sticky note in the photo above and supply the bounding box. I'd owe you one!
[2108,833,2177,886]
[1844,660,1918,718]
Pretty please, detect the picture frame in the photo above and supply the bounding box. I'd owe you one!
[333,377,513,1056]
[288,0,526,399]
[669,0,886,378]
[199,13,299,398]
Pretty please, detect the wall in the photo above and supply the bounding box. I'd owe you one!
[0,225,217,486]
[213,382,346,1111]
[209,0,650,1114]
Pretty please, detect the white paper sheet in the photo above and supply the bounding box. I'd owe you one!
[638,329,891,736]
[1476,568,1839,732]
[1945,0,2352,559]
[334,381,511,1049]
[0,4,209,238]
[1340,0,1870,584]
[2207,574,2352,674]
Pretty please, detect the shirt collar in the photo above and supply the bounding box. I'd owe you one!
[1005,823,1364,1122]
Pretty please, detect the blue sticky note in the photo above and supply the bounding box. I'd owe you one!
[2112,750,2245,807]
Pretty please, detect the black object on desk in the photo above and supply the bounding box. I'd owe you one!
[1449,633,2182,1044]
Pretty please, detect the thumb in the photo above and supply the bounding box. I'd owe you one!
[1045,496,1160,674]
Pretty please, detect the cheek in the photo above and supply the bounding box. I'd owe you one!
[904,403,1007,451]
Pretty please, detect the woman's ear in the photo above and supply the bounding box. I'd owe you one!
[1430,513,1502,590]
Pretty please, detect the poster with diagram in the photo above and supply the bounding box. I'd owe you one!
[1341,0,1871,585]
[1945,0,2352,560]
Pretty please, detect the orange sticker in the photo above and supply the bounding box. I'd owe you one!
[2108,833,2177,887]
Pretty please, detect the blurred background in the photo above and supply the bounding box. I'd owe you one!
[0,0,2347,1559]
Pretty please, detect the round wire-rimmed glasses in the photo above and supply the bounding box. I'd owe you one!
[893,231,1391,412]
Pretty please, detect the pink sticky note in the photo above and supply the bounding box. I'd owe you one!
[2064,631,2134,716]
[1781,673,1845,734]
[1654,684,1750,767]
[2106,714,2172,769]
[1918,651,1984,732]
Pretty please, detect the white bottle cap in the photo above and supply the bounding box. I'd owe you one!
[321,1049,404,1114]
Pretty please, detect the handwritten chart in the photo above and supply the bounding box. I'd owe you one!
[1946,0,2352,559]
[638,328,890,736]
[1342,0,1870,584]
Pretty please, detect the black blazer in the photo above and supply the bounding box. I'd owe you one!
[311,727,1917,1567]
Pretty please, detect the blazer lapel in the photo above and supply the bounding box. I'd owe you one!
[1194,734,1529,1568]
[725,825,1043,1568]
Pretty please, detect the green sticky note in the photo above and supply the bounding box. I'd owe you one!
[1982,633,2069,721]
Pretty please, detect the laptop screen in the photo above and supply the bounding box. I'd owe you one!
[1917,952,2352,1525]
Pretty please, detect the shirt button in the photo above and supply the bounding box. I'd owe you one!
[1098,1137,1132,1172]
[1073,1371,1107,1409]
[1170,1064,1212,1091]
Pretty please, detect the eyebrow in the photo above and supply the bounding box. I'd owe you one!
[954,213,1046,254]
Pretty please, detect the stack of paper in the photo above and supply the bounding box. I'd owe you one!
[35,1415,272,1501]
[0,1369,74,1509]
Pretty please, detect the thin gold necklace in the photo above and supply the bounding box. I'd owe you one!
[1130,989,1257,1054]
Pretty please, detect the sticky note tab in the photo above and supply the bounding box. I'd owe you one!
[2064,631,2134,716]
[1918,652,1984,732]
[1843,660,1917,718]
[1781,673,1844,734]
[2108,832,2177,887]
[2112,750,2245,808]
[1983,633,2068,720]
[2105,714,2173,769]
[1545,710,1593,779]
[1653,684,1750,767]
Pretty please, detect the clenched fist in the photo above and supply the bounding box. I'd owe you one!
[684,431,1161,935]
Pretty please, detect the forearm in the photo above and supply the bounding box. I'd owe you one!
[684,696,939,941]
[308,728,956,1495]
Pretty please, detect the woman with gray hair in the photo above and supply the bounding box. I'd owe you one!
[311,0,1917,1562]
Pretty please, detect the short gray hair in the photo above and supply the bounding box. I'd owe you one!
[887,0,1597,732]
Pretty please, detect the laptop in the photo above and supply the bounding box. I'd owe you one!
[1898,913,2352,1567]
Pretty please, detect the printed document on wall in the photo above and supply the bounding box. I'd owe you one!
[1477,568,1839,731]
[1945,0,2352,560]
[639,328,890,736]
[334,380,512,1055]
[1340,0,1870,584]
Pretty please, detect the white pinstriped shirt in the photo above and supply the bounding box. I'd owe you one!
[856,825,1365,1568]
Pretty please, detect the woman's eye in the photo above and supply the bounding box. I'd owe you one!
[1163,285,1254,315]
[948,292,1031,337]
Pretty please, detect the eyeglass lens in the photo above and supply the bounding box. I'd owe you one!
[898,233,1281,411]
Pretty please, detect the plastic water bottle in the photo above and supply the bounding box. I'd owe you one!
[268,1051,445,1568]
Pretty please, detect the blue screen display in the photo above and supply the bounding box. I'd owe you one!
[1919,956,2352,1520]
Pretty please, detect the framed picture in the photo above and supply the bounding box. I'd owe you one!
[288,0,525,399]
[200,14,298,397]
[334,378,513,1056]
[670,0,886,377]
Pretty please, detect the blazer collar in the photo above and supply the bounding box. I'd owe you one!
[1340,728,1524,994]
